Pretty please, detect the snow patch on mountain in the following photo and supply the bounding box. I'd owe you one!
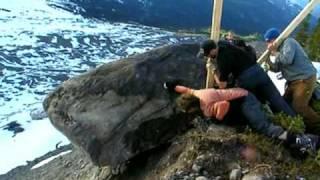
[288,0,320,18]
[267,0,275,5]
[289,0,309,7]
[116,0,124,4]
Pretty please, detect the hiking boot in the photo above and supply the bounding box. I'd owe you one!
[292,134,320,155]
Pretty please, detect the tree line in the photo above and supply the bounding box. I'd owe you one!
[295,15,320,62]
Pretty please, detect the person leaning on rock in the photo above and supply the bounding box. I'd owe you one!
[163,82,320,157]
[224,31,236,44]
[224,31,257,61]
[197,39,296,117]
[264,28,320,134]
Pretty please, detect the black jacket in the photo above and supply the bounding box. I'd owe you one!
[217,41,256,82]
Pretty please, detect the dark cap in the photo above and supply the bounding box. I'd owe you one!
[197,40,217,58]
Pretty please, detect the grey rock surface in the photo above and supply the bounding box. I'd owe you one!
[195,176,208,180]
[230,168,242,180]
[30,108,48,120]
[43,43,206,167]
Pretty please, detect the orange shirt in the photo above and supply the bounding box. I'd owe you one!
[175,86,248,120]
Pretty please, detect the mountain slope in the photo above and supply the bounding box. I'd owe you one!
[289,0,320,18]
[0,0,205,174]
[48,0,305,35]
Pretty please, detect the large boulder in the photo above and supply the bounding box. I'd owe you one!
[43,43,206,167]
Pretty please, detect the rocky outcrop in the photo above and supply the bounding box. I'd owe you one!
[4,123,318,180]
[0,145,113,180]
[43,43,206,167]
[4,43,320,180]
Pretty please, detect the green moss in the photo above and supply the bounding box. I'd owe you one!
[272,113,305,134]
[166,125,320,178]
[239,129,320,178]
[219,30,260,41]
[316,150,320,166]
[182,113,319,178]
[311,99,320,113]
[174,28,260,41]
[240,129,278,152]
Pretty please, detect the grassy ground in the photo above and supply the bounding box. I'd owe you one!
[172,126,320,179]
[174,27,261,41]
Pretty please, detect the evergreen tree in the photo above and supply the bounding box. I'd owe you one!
[295,15,310,48]
[308,18,320,61]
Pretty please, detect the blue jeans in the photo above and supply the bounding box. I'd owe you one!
[241,93,285,138]
[237,64,296,117]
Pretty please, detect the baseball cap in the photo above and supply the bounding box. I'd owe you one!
[264,28,280,42]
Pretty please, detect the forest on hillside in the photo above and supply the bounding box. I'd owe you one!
[296,16,320,61]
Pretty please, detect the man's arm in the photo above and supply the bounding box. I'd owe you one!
[215,88,248,101]
[214,101,230,120]
[211,70,227,89]
[265,56,280,72]
[216,51,232,89]
[274,38,296,65]
[175,85,191,94]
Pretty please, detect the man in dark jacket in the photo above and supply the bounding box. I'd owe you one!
[224,31,257,61]
[198,39,296,117]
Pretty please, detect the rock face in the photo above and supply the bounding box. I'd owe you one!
[43,43,206,167]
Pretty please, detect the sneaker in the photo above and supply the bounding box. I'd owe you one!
[293,134,319,155]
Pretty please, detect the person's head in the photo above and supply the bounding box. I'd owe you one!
[264,28,280,45]
[175,94,201,114]
[198,40,218,59]
[226,31,235,41]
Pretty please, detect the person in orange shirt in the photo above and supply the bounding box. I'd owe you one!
[174,85,247,121]
[164,82,320,156]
